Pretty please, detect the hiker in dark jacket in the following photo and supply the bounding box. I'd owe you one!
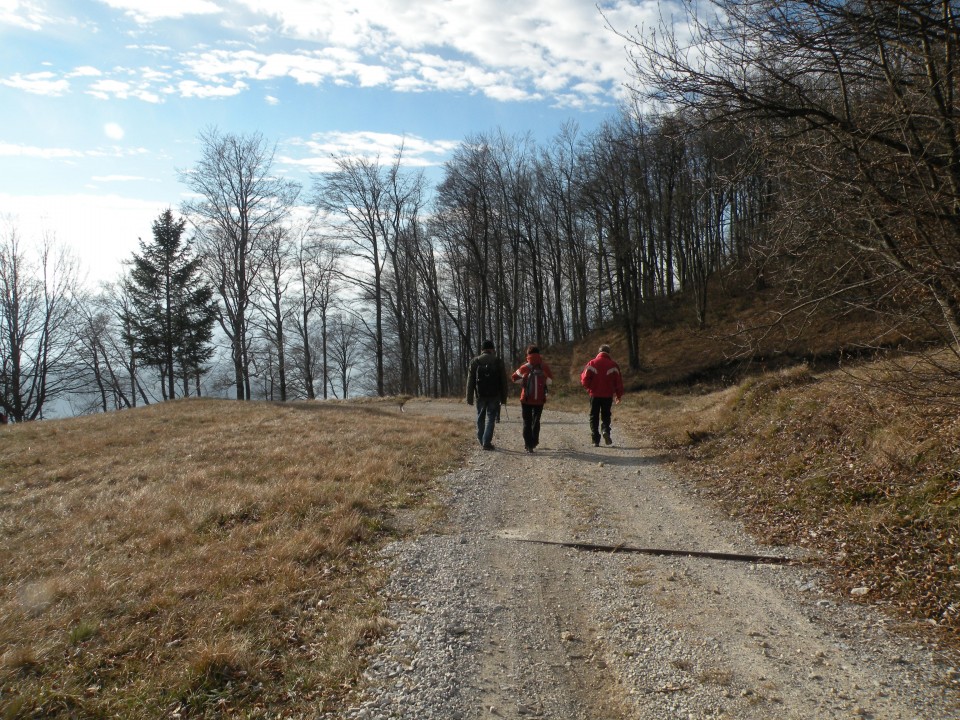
[466,340,509,450]
[580,343,624,447]
[511,344,554,453]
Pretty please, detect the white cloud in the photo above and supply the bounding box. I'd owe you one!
[282,130,459,173]
[4,1,652,109]
[0,0,54,31]
[485,84,539,103]
[182,49,264,81]
[264,94,279,105]
[177,79,247,98]
[90,175,150,182]
[96,0,222,23]
[181,48,392,89]
[0,142,148,161]
[84,77,164,103]
[88,79,132,98]
[135,89,163,103]
[0,142,90,159]
[0,71,69,96]
[231,0,660,106]
[177,45,536,102]
[127,43,173,53]
[68,66,103,78]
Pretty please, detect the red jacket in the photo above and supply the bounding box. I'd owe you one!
[511,353,553,405]
[580,351,624,399]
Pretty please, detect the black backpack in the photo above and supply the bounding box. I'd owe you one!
[475,360,499,397]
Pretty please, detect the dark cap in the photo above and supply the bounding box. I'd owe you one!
[599,344,611,353]
[481,340,495,350]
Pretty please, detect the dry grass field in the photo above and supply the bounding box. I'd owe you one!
[0,398,469,718]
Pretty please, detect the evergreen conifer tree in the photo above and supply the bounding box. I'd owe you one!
[124,209,216,399]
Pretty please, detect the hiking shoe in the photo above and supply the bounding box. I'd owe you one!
[482,443,495,450]
[524,446,533,453]
[603,432,612,446]
[593,440,600,447]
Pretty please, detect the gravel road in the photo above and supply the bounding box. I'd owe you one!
[326,400,959,720]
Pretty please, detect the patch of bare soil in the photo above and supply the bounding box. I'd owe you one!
[330,400,958,720]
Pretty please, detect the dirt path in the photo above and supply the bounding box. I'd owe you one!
[331,400,958,720]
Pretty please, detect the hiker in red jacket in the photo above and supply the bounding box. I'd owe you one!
[511,344,554,453]
[580,344,624,447]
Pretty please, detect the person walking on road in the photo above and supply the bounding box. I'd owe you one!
[580,343,624,447]
[466,339,509,450]
[511,344,554,453]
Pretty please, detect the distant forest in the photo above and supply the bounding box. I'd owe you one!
[3,0,959,419]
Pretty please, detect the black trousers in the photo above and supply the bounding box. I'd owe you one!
[589,396,613,442]
[521,403,544,449]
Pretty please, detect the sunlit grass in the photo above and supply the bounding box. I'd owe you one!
[0,398,469,718]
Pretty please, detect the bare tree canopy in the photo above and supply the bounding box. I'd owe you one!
[623,0,960,355]
[180,127,301,400]
[0,222,80,421]
[314,150,427,396]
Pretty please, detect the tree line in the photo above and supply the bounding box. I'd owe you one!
[3,0,958,420]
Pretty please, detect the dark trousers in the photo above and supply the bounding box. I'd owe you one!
[475,397,500,446]
[589,396,613,442]
[521,403,544,449]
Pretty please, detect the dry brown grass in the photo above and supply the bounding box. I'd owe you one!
[0,398,469,718]
[618,359,960,646]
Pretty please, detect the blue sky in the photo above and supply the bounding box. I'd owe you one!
[1,0,661,286]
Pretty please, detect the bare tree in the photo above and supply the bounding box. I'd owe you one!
[435,135,510,360]
[382,157,429,395]
[537,121,592,341]
[289,212,340,399]
[108,277,155,407]
[411,223,454,397]
[328,311,360,398]
[579,120,644,366]
[0,223,80,421]
[314,156,389,395]
[72,291,135,414]
[315,149,424,396]
[251,225,295,401]
[180,127,300,400]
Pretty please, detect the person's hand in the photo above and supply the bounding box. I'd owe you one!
[615,396,622,405]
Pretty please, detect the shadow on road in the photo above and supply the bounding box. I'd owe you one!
[546,448,669,468]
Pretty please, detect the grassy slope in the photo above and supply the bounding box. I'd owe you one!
[0,399,470,718]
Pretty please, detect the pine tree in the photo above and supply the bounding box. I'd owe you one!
[124,209,216,400]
